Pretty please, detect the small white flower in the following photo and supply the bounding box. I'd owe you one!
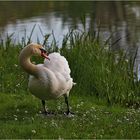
[38,111,42,114]
[25,110,28,114]
[16,83,20,87]
[86,111,90,114]
[83,114,86,117]
[100,135,103,138]
[117,119,122,123]
[14,64,18,67]
[101,129,104,134]
[91,106,95,109]
[51,120,58,127]
[13,114,17,117]
[31,117,34,121]
[57,106,61,110]
[75,110,79,113]
[96,117,99,120]
[126,118,129,121]
[58,136,63,140]
[80,101,84,106]
[14,118,18,121]
[76,104,80,108]
[125,59,129,63]
[31,129,36,134]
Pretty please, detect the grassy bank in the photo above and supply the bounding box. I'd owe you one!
[0,93,140,139]
[0,30,140,138]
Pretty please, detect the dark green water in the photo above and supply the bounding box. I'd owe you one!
[0,1,140,52]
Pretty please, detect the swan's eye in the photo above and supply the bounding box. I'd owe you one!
[39,48,46,53]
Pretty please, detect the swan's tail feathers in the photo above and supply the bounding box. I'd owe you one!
[73,82,77,86]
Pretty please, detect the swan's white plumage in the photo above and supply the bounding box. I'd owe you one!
[19,43,74,114]
[28,52,73,100]
[44,53,71,81]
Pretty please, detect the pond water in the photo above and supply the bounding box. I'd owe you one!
[1,1,140,66]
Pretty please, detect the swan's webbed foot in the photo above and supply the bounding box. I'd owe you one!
[64,111,75,117]
[41,100,55,116]
[65,110,74,115]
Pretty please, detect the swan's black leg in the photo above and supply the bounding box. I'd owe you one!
[41,100,55,115]
[64,94,74,116]
[41,100,47,114]
[64,95,70,115]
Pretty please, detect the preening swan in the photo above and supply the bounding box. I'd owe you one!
[19,43,74,115]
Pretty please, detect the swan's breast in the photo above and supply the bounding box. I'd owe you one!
[28,65,73,100]
[28,67,58,100]
[28,75,52,100]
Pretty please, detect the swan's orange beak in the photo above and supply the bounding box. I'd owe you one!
[40,48,50,60]
[41,52,50,60]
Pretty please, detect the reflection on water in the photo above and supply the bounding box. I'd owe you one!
[1,1,140,60]
[1,14,71,46]
[0,1,93,45]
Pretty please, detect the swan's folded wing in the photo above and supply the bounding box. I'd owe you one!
[44,53,71,76]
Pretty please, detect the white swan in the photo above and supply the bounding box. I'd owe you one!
[19,43,74,115]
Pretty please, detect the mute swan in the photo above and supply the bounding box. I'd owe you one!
[19,43,74,115]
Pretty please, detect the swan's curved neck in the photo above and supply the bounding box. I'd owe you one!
[19,46,38,77]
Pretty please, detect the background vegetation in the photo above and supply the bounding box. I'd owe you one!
[1,29,140,106]
[0,29,140,138]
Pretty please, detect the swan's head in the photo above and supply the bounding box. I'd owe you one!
[31,43,50,60]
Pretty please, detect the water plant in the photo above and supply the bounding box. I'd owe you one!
[60,30,140,107]
[0,29,140,107]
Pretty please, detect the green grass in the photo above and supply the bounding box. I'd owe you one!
[61,30,140,106]
[0,92,140,139]
[0,30,140,138]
